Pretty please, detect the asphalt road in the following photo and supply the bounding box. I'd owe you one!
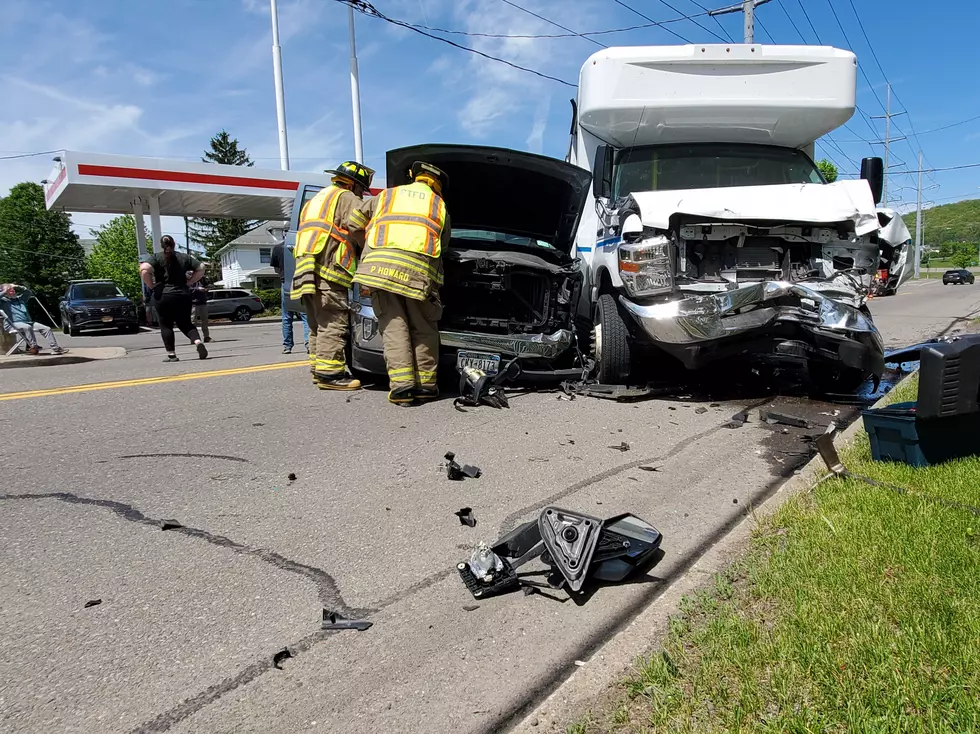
[1,280,978,734]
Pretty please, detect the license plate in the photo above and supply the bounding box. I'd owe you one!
[456,350,500,376]
[101,316,113,323]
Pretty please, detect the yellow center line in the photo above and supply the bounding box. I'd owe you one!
[0,361,309,402]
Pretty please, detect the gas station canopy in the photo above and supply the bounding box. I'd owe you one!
[43,150,350,220]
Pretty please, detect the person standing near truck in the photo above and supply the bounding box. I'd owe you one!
[270,241,308,355]
[290,160,373,390]
[347,161,450,405]
[189,277,212,343]
[139,235,208,362]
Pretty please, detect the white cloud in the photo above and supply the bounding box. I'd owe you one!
[525,93,551,153]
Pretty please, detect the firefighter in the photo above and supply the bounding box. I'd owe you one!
[347,161,450,405]
[290,160,374,390]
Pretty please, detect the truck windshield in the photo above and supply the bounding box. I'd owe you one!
[613,143,824,198]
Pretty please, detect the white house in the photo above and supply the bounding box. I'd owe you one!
[214,220,287,290]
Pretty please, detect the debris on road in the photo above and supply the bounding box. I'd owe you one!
[608,441,631,452]
[761,410,816,429]
[288,473,297,482]
[84,599,102,608]
[454,364,513,410]
[726,410,750,429]
[455,508,477,527]
[695,407,708,414]
[638,465,662,472]
[445,452,482,480]
[322,610,373,631]
[160,519,182,531]
[273,648,292,669]
[456,507,663,601]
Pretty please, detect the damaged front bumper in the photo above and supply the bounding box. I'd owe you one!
[619,281,885,374]
[351,303,576,375]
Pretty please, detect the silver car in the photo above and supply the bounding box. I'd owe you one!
[206,289,266,321]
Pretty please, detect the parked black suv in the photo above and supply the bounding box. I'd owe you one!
[60,280,139,335]
[942,269,976,285]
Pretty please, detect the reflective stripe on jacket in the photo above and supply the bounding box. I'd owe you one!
[361,182,447,258]
[353,244,444,301]
[290,185,357,298]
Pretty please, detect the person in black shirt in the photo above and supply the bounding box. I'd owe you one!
[139,235,208,362]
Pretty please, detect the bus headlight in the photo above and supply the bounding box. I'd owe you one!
[619,236,673,297]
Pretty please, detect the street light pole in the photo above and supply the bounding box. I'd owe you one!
[270,0,290,171]
[349,5,364,163]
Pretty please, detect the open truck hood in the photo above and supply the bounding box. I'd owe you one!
[386,144,592,254]
[627,180,880,236]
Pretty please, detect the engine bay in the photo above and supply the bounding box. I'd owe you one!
[442,246,582,335]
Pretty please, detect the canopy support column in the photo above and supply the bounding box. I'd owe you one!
[132,199,148,258]
[148,195,162,252]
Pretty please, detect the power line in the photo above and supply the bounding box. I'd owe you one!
[824,0,885,113]
[498,0,605,47]
[651,0,731,42]
[613,0,693,43]
[340,0,576,87]
[0,150,61,161]
[687,0,736,42]
[755,15,776,43]
[777,0,808,42]
[915,113,980,136]
[795,0,821,42]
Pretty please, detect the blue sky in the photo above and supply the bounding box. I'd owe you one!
[1,0,978,243]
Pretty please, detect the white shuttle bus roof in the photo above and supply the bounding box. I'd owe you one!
[577,44,857,149]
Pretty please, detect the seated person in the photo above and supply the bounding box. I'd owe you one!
[0,283,65,355]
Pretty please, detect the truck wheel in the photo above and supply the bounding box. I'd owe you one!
[593,293,632,384]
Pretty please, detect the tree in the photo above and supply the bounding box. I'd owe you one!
[86,216,151,301]
[950,245,977,269]
[187,130,258,277]
[0,182,86,317]
[816,159,839,183]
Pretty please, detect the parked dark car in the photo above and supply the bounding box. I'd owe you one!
[60,280,139,335]
[942,269,976,285]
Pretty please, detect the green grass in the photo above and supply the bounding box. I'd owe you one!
[576,375,980,733]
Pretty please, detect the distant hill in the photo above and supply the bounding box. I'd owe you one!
[903,198,980,245]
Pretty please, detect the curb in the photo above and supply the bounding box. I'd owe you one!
[0,347,127,370]
[507,381,907,733]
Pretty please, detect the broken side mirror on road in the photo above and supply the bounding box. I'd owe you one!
[456,507,663,601]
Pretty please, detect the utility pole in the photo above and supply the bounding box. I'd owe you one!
[348,5,364,163]
[270,0,290,170]
[869,82,907,208]
[914,150,923,280]
[184,216,190,255]
[708,0,771,43]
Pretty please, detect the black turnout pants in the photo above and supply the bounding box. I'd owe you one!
[153,292,200,352]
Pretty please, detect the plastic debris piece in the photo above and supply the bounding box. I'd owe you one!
[273,648,292,669]
[445,451,482,480]
[160,519,182,531]
[695,407,708,414]
[84,599,102,608]
[761,411,815,429]
[455,508,477,527]
[638,465,662,472]
[726,410,749,429]
[574,660,586,667]
[710,403,720,408]
[322,609,373,631]
[462,604,480,612]
[608,442,631,452]
[288,473,297,482]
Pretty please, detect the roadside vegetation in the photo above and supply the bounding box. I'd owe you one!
[573,375,980,733]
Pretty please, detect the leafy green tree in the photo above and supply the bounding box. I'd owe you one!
[816,159,839,183]
[187,130,258,277]
[950,244,977,269]
[0,182,86,316]
[86,216,151,301]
